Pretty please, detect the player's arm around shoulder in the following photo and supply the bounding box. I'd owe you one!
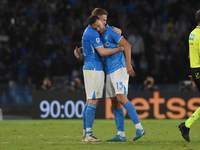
[112,26,122,35]
[94,26,124,56]
[96,46,124,57]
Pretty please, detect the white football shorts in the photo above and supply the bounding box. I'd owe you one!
[83,70,105,100]
[106,67,129,98]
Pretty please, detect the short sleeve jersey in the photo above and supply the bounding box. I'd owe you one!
[189,26,200,68]
[82,26,104,71]
[101,24,126,74]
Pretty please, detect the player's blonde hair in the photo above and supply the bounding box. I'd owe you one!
[91,8,108,16]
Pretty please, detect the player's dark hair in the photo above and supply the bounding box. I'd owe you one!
[195,10,200,23]
[87,15,99,25]
[91,8,108,16]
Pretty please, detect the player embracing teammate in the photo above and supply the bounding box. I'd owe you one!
[75,8,146,142]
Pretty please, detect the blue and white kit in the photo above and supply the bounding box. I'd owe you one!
[101,24,129,98]
[82,25,105,99]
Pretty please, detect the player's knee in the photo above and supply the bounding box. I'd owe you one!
[112,101,121,109]
[116,95,129,105]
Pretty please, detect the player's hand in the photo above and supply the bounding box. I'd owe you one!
[74,46,79,59]
[126,64,135,76]
[119,46,124,52]
[112,26,122,35]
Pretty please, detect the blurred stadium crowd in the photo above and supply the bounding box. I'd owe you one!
[0,0,199,93]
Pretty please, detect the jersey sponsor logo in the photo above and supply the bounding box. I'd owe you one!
[96,38,100,44]
[103,42,110,47]
[103,36,110,47]
[189,34,195,40]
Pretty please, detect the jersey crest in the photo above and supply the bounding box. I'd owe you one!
[189,34,195,40]
[96,38,100,44]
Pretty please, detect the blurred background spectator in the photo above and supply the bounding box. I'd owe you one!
[178,80,197,91]
[0,0,199,96]
[141,76,158,91]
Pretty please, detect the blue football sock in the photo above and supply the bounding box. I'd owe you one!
[82,103,88,131]
[86,103,97,135]
[123,101,140,124]
[113,107,125,132]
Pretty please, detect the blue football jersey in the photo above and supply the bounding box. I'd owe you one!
[82,26,104,71]
[101,24,126,74]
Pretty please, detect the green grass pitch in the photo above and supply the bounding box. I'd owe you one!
[0,119,199,150]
